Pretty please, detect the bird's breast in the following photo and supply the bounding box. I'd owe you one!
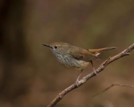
[53,53,89,69]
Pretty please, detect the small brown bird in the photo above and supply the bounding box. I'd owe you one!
[42,42,116,83]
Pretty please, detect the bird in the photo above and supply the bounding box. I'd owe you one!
[42,42,116,83]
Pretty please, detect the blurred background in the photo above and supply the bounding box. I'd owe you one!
[0,0,133,107]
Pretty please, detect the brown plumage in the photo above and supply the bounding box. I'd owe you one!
[43,42,116,83]
[43,42,116,70]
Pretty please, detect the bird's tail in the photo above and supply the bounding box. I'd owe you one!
[88,47,116,57]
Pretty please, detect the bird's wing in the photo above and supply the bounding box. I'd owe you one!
[69,46,116,61]
[69,47,97,62]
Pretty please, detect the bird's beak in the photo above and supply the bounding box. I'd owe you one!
[42,44,52,49]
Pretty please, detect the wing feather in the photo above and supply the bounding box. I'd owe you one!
[68,47,96,62]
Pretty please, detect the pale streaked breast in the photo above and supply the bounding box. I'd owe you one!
[53,53,89,69]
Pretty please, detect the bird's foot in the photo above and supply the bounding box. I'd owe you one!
[94,69,97,75]
[75,79,80,87]
[75,78,87,87]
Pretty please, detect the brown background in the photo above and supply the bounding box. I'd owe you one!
[0,0,133,107]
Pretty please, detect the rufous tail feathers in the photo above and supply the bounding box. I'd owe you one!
[88,47,116,57]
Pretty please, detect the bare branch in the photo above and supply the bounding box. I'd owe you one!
[92,83,133,98]
[47,44,134,107]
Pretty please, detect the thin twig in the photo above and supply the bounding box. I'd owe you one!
[47,44,134,107]
[92,83,133,98]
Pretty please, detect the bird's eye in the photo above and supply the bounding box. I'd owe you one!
[54,46,57,49]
